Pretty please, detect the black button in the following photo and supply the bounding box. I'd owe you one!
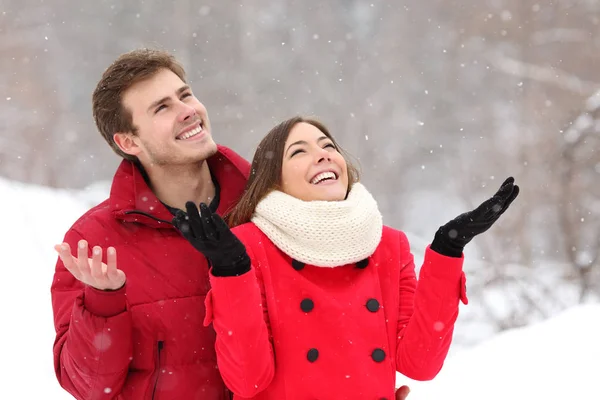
[300,298,314,312]
[356,258,369,269]
[307,348,319,362]
[371,348,386,362]
[292,259,305,271]
[366,299,380,312]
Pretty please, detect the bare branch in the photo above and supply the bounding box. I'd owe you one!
[531,29,588,45]
[486,51,600,96]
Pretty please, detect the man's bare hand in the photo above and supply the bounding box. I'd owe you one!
[54,240,126,291]
[396,385,410,400]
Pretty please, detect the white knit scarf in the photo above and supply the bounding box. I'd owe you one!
[251,183,383,267]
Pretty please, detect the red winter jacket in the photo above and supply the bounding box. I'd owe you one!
[51,146,249,400]
[205,223,468,400]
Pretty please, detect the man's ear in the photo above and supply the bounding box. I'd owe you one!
[113,132,142,157]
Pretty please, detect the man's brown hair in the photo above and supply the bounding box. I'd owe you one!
[226,116,360,227]
[92,48,187,160]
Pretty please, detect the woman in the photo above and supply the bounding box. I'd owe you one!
[173,116,519,400]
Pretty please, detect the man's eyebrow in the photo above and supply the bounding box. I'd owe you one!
[176,85,191,95]
[147,85,191,113]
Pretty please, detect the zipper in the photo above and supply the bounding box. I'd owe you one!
[151,340,164,400]
[123,210,174,225]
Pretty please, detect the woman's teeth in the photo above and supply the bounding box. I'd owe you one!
[311,171,337,184]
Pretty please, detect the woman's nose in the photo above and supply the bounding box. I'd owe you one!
[315,148,331,163]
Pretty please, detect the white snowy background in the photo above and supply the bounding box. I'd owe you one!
[1,177,598,400]
[2,2,600,398]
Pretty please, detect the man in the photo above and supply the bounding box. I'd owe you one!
[51,48,411,399]
[51,49,249,399]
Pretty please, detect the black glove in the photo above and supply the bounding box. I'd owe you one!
[172,202,251,277]
[430,177,520,258]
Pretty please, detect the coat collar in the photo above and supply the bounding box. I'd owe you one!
[108,145,249,229]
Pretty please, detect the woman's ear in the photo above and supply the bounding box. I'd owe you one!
[113,132,142,157]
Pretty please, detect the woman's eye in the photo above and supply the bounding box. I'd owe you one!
[324,143,335,149]
[291,149,304,157]
[181,92,192,99]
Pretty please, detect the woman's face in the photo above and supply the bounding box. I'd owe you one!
[280,122,349,201]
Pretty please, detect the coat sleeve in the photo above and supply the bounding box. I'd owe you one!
[394,231,467,381]
[51,229,133,399]
[203,244,275,398]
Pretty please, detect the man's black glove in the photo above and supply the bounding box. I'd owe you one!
[430,176,520,258]
[172,202,251,277]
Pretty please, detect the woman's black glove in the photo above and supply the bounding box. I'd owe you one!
[172,202,250,277]
[430,177,520,258]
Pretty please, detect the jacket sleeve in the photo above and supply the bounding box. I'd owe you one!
[394,231,467,381]
[51,229,133,399]
[203,245,275,398]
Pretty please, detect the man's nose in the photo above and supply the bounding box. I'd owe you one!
[178,102,197,122]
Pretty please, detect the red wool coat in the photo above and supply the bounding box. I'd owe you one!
[205,223,468,400]
[51,146,250,400]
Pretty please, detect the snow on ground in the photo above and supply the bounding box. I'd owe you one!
[1,176,597,399]
[399,303,600,399]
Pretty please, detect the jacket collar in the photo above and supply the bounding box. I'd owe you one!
[108,145,249,229]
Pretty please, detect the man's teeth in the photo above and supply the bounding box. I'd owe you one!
[177,125,203,140]
[311,171,337,184]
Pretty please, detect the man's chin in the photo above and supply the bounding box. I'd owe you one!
[187,139,218,161]
[202,140,219,158]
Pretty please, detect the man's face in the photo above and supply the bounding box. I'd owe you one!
[118,68,217,167]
